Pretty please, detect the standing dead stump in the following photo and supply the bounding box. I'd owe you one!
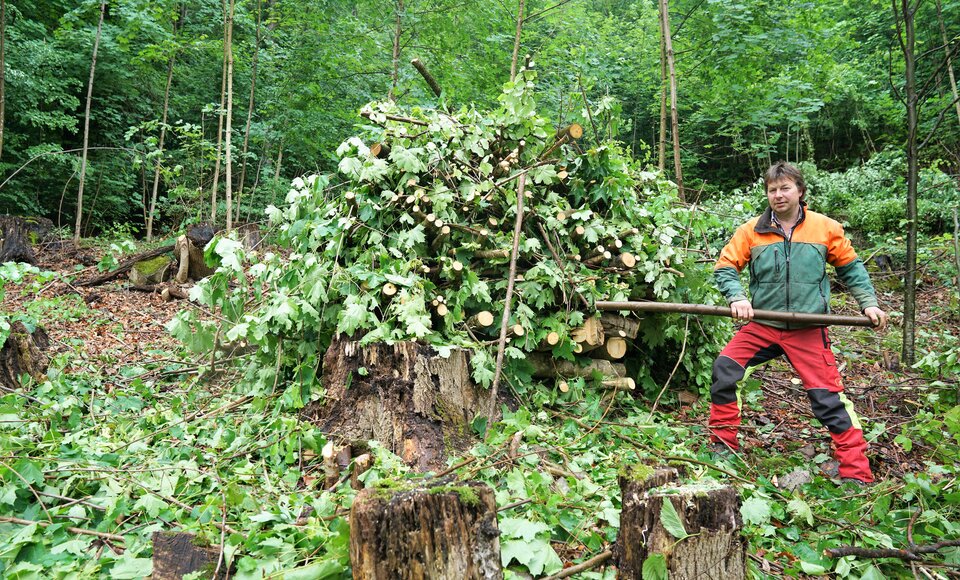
[0,215,52,264]
[616,466,745,579]
[174,223,217,283]
[350,481,502,580]
[0,322,49,390]
[302,338,494,471]
[151,532,222,579]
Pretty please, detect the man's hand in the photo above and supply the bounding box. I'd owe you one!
[730,300,754,321]
[864,306,888,331]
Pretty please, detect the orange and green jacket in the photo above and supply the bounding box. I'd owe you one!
[714,205,879,328]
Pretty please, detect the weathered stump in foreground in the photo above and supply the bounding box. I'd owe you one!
[0,322,49,390]
[303,338,493,471]
[616,466,746,579]
[151,532,222,579]
[350,481,502,580]
[174,223,217,283]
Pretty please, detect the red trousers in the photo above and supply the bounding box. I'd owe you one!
[709,322,873,482]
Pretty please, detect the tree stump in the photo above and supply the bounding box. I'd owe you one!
[129,255,176,285]
[174,224,216,283]
[303,338,494,471]
[0,216,52,264]
[616,467,746,580]
[0,322,49,391]
[151,532,222,579]
[350,481,502,580]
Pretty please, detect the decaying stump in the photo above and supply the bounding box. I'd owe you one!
[0,322,49,390]
[616,465,746,579]
[151,532,223,579]
[0,216,52,264]
[129,255,176,285]
[303,338,494,471]
[350,481,501,580]
[174,224,217,283]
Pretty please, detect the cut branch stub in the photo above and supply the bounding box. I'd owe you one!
[527,352,624,379]
[350,480,502,580]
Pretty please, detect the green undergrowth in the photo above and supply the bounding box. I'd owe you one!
[2,345,960,578]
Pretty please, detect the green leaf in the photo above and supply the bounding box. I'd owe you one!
[659,498,687,539]
[12,459,43,486]
[110,555,154,579]
[786,498,814,526]
[740,496,772,526]
[800,560,827,575]
[499,517,551,541]
[642,553,668,580]
[282,560,347,580]
[500,538,563,576]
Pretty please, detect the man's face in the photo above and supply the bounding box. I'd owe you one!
[766,178,803,218]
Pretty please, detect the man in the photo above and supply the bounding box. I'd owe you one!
[710,161,888,484]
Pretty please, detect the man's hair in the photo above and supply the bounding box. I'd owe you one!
[764,161,806,195]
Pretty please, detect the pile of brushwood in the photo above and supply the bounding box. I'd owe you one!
[169,70,729,406]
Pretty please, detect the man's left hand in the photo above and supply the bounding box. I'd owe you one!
[864,306,888,331]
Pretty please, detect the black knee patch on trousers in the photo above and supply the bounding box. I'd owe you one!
[711,356,744,405]
[807,389,853,434]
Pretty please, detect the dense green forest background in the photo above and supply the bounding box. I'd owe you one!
[2,0,958,235]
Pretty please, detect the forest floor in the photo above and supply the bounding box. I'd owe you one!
[5,242,959,578]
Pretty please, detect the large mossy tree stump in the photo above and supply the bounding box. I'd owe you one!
[303,337,493,471]
[1,322,49,390]
[616,466,746,579]
[151,532,222,579]
[350,481,502,580]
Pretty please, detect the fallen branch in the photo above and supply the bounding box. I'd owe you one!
[411,58,442,97]
[0,515,125,543]
[77,244,174,287]
[543,550,614,580]
[825,540,960,561]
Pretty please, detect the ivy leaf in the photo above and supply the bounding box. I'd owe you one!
[740,496,772,526]
[642,553,668,580]
[659,498,687,539]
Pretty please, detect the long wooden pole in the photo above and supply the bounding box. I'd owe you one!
[595,301,876,327]
[74,0,106,247]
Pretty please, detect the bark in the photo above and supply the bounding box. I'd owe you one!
[151,532,222,580]
[900,0,919,364]
[302,338,495,471]
[146,5,184,241]
[74,0,106,246]
[235,0,262,223]
[0,216,52,264]
[350,481,502,579]
[595,301,878,328]
[935,0,960,126]
[1,321,48,391]
[510,0,526,82]
[210,0,228,224]
[390,0,403,100]
[600,313,640,340]
[657,0,667,172]
[411,58,442,97]
[616,469,745,579]
[659,0,683,201]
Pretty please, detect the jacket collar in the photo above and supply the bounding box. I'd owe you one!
[755,201,806,236]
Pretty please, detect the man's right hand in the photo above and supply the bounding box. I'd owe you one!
[730,300,754,321]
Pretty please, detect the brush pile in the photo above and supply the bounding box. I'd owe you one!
[170,71,728,400]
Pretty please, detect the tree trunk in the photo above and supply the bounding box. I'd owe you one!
[616,467,746,579]
[1,321,48,391]
[146,5,184,241]
[74,0,106,247]
[390,0,403,100]
[210,0,228,225]
[659,0,683,201]
[151,532,222,580]
[302,338,495,471]
[510,0,526,82]
[350,481,502,580]
[935,0,960,126]
[236,0,262,223]
[224,0,235,233]
[657,0,666,172]
[900,0,919,365]
[0,0,6,162]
